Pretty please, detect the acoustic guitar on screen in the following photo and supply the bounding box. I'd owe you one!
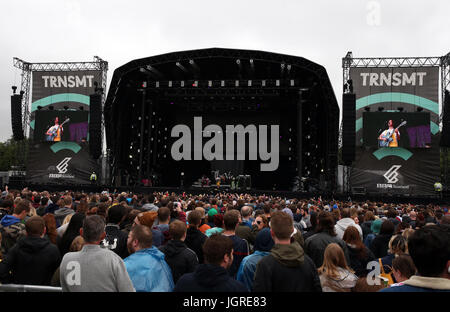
[45,117,70,142]
[378,120,406,147]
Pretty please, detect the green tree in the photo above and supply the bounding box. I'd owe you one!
[0,137,29,171]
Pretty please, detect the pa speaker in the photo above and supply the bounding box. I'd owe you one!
[89,93,102,159]
[440,90,450,147]
[342,93,356,165]
[11,94,24,141]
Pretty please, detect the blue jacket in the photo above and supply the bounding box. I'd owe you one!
[0,215,21,227]
[124,247,174,292]
[236,250,270,291]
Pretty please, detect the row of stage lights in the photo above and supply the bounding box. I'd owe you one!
[364,106,424,112]
[139,78,300,89]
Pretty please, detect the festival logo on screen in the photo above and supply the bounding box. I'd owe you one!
[49,157,75,179]
[376,165,409,190]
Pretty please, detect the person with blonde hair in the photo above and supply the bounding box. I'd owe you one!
[318,243,358,292]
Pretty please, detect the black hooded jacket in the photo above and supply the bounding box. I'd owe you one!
[0,236,61,285]
[159,240,199,283]
[184,227,207,264]
[174,264,247,292]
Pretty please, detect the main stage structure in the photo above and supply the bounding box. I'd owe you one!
[104,48,339,191]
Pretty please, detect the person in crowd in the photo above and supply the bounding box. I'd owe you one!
[159,220,199,284]
[335,208,363,240]
[305,211,350,268]
[262,204,272,222]
[195,207,211,234]
[140,194,159,212]
[51,236,85,287]
[253,211,321,292]
[377,234,408,278]
[0,200,13,220]
[370,220,395,258]
[236,208,254,245]
[155,207,171,245]
[54,195,74,227]
[222,209,250,278]
[249,214,269,243]
[303,211,318,241]
[134,211,163,247]
[184,209,208,264]
[58,213,86,256]
[174,234,247,292]
[318,243,358,292]
[240,205,253,229]
[360,211,375,240]
[0,199,30,255]
[364,218,382,248]
[205,214,224,237]
[206,208,218,228]
[237,227,274,291]
[43,213,58,245]
[57,213,73,238]
[124,224,174,292]
[342,226,375,277]
[0,216,61,285]
[60,215,135,292]
[120,209,141,234]
[36,197,49,217]
[380,224,450,292]
[389,254,417,287]
[102,204,129,259]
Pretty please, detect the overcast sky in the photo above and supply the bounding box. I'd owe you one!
[0,0,449,142]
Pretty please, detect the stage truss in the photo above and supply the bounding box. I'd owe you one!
[12,56,108,137]
[341,51,450,191]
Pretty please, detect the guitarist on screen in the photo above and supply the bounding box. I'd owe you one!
[378,119,402,147]
[46,117,64,142]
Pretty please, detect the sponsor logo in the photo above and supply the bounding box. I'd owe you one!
[49,157,75,179]
[56,157,72,174]
[383,165,401,183]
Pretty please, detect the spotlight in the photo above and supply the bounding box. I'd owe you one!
[20,90,25,96]
[11,86,17,94]
[397,107,404,112]
[37,106,43,110]
[79,106,84,111]
[63,106,69,110]
[364,107,370,112]
[378,106,384,112]
[417,107,423,112]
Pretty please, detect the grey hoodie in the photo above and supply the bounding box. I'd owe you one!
[335,218,363,240]
[54,207,74,226]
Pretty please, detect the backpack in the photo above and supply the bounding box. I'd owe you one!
[378,258,394,286]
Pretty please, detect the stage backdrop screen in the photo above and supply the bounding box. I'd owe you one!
[363,112,431,148]
[34,111,89,143]
[348,66,440,196]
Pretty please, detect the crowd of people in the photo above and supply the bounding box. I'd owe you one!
[0,187,449,292]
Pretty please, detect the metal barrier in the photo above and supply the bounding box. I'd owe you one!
[0,284,62,292]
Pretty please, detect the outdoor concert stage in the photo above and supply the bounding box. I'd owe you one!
[104,48,340,192]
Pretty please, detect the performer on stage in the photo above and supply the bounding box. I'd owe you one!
[45,117,64,142]
[378,119,401,147]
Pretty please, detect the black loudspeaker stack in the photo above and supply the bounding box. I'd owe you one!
[342,93,356,165]
[440,90,450,147]
[11,94,24,141]
[89,93,102,159]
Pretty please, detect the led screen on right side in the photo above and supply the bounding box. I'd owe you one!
[363,112,431,148]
